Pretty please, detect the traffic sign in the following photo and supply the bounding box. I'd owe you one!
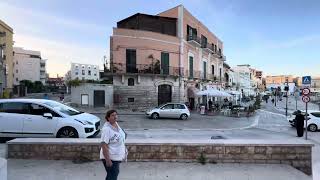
[302,88,310,96]
[302,76,311,85]
[302,96,310,103]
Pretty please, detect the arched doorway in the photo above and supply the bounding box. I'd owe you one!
[224,73,229,84]
[158,84,172,105]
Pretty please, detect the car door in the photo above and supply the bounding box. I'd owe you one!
[310,112,320,127]
[0,102,29,137]
[159,104,174,118]
[173,104,184,118]
[22,103,59,137]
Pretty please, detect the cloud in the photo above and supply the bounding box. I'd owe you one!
[264,34,320,49]
[14,34,106,77]
[0,1,109,77]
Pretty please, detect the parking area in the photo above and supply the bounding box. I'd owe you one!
[95,112,258,130]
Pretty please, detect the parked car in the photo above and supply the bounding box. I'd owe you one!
[0,99,101,138]
[145,103,190,120]
[287,110,320,132]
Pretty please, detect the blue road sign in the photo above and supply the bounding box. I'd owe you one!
[302,76,311,84]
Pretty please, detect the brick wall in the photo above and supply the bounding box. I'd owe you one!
[6,139,313,175]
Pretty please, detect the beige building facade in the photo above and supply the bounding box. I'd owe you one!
[265,75,295,85]
[0,19,14,94]
[108,5,227,109]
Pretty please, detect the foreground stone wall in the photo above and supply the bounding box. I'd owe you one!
[6,139,313,175]
[0,158,7,180]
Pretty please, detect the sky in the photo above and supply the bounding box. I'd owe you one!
[0,0,319,77]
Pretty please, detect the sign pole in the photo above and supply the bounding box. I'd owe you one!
[305,102,308,140]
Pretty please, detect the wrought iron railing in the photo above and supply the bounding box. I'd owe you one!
[110,63,183,76]
[186,34,201,44]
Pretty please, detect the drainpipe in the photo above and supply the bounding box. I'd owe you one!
[178,5,184,103]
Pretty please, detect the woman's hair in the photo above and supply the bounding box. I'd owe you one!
[105,109,117,121]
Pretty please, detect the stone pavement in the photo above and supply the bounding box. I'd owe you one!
[7,160,311,180]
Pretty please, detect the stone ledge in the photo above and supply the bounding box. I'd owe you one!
[0,158,7,180]
[6,138,314,176]
[7,138,314,147]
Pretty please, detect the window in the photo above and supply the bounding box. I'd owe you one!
[16,78,18,82]
[75,65,78,69]
[128,78,134,86]
[311,112,320,118]
[88,66,91,69]
[94,66,96,69]
[82,70,85,75]
[82,65,85,68]
[201,35,207,47]
[161,104,173,109]
[174,104,186,109]
[29,103,61,117]
[16,61,18,65]
[88,70,91,75]
[16,69,18,73]
[211,65,215,75]
[128,98,134,102]
[126,49,137,73]
[75,72,78,75]
[161,52,169,75]
[94,73,96,76]
[0,102,29,114]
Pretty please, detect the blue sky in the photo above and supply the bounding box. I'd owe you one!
[0,0,319,77]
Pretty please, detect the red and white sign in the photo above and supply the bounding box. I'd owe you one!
[302,88,310,96]
[302,96,310,103]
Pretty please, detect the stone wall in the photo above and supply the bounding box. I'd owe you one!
[0,158,7,180]
[6,139,313,175]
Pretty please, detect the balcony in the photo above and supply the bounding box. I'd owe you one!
[186,35,201,47]
[201,43,214,53]
[109,63,183,77]
[185,70,201,79]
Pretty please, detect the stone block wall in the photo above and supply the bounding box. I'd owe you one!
[6,139,313,175]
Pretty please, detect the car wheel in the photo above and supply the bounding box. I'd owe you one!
[57,127,79,138]
[180,114,188,120]
[151,113,159,120]
[308,124,318,132]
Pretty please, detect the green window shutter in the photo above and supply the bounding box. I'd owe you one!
[161,52,169,75]
[189,57,193,78]
[203,61,207,79]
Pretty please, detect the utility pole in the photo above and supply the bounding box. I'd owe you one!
[285,78,289,116]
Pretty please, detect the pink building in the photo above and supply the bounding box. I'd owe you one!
[108,5,227,109]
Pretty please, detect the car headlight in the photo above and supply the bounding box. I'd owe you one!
[75,119,93,125]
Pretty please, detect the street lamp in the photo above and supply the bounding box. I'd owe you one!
[285,79,289,116]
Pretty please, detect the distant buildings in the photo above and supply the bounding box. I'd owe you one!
[0,20,14,94]
[105,5,227,109]
[70,63,100,81]
[13,47,47,85]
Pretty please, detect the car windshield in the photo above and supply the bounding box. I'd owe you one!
[43,101,83,116]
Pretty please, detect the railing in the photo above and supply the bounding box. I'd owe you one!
[110,63,183,76]
[185,70,201,79]
[186,35,201,45]
[202,43,214,51]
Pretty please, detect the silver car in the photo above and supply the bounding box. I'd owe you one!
[145,103,190,120]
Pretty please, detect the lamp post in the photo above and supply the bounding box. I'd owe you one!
[285,79,289,117]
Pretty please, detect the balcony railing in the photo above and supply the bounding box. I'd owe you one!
[109,63,183,76]
[185,70,201,79]
[186,35,201,47]
[202,43,215,53]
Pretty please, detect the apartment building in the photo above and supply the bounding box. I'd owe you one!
[70,63,100,81]
[265,75,295,85]
[13,47,47,86]
[107,5,227,109]
[0,19,14,94]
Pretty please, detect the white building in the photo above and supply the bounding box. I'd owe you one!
[13,47,46,85]
[232,65,253,96]
[70,63,100,81]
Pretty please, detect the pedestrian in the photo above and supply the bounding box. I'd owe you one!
[295,110,305,137]
[208,99,213,111]
[100,110,127,180]
[271,98,274,104]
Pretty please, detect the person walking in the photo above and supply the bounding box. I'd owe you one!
[100,110,127,180]
[295,110,305,137]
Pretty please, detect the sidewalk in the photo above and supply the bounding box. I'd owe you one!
[7,159,311,180]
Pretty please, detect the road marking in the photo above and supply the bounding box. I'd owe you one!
[259,109,286,117]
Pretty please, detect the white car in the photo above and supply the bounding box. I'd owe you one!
[287,110,320,132]
[0,99,101,138]
[145,103,190,120]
